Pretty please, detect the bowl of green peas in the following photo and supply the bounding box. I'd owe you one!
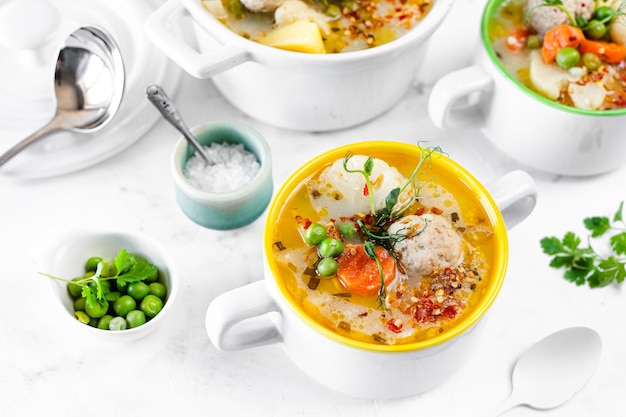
[33,228,179,341]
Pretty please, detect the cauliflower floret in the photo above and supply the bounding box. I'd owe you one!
[274,0,330,33]
[240,0,284,13]
[388,214,463,283]
[569,82,607,110]
[524,0,594,36]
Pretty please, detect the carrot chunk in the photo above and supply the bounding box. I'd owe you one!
[542,24,585,63]
[579,39,626,64]
[337,244,396,296]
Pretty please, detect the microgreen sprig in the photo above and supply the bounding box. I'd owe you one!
[364,240,387,310]
[540,201,626,288]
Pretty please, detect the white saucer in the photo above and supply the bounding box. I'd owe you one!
[0,0,182,179]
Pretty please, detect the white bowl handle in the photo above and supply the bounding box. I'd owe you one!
[486,170,537,230]
[144,0,250,79]
[428,65,494,129]
[206,280,283,351]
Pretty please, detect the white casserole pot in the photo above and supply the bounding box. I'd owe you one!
[145,0,454,131]
[205,141,538,398]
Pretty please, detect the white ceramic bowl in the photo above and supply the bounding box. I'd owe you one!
[145,0,454,131]
[32,228,179,342]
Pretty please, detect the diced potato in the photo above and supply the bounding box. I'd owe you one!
[261,20,326,54]
[568,82,607,110]
[529,50,580,100]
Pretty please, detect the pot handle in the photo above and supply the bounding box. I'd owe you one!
[485,170,538,230]
[206,280,283,351]
[144,0,250,79]
[428,65,494,129]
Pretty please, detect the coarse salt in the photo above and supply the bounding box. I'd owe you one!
[184,142,260,193]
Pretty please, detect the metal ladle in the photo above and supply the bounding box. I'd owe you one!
[0,26,125,167]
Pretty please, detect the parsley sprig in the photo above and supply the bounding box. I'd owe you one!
[41,248,158,301]
[540,201,626,288]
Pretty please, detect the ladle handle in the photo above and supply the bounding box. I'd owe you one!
[145,84,211,164]
[0,114,65,168]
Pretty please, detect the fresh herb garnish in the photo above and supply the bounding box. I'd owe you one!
[341,145,442,309]
[364,240,387,310]
[41,248,158,301]
[540,201,626,288]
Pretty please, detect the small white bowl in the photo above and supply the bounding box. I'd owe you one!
[171,121,273,230]
[32,228,179,342]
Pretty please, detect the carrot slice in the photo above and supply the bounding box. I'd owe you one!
[579,39,626,64]
[542,24,585,63]
[337,244,396,296]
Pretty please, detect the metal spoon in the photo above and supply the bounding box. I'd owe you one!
[482,327,602,416]
[146,84,212,165]
[0,26,125,167]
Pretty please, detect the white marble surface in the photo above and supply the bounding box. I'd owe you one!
[1,1,626,416]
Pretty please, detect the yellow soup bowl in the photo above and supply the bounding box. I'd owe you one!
[206,141,537,398]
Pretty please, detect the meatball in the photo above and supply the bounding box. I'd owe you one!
[524,0,594,36]
[240,0,284,13]
[388,214,463,282]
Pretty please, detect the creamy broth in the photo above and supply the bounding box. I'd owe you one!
[488,0,626,110]
[201,0,432,53]
[271,150,496,345]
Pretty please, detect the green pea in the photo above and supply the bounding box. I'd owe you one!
[109,316,127,331]
[318,238,344,258]
[340,222,357,239]
[127,282,150,301]
[325,4,341,18]
[99,258,117,277]
[126,310,146,328]
[317,257,338,277]
[85,297,109,319]
[97,315,114,330]
[583,52,602,70]
[84,256,103,272]
[74,297,86,311]
[113,295,136,317]
[304,223,327,245]
[67,276,84,298]
[149,282,166,299]
[584,20,607,40]
[75,311,90,324]
[525,34,541,49]
[144,266,159,283]
[594,6,614,22]
[89,279,111,294]
[140,294,163,318]
[556,46,580,69]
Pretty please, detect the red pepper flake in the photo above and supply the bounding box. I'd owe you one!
[363,183,369,196]
[295,215,313,229]
[386,318,403,333]
[443,305,457,319]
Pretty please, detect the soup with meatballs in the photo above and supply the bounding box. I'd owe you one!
[489,0,626,110]
[270,146,498,346]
